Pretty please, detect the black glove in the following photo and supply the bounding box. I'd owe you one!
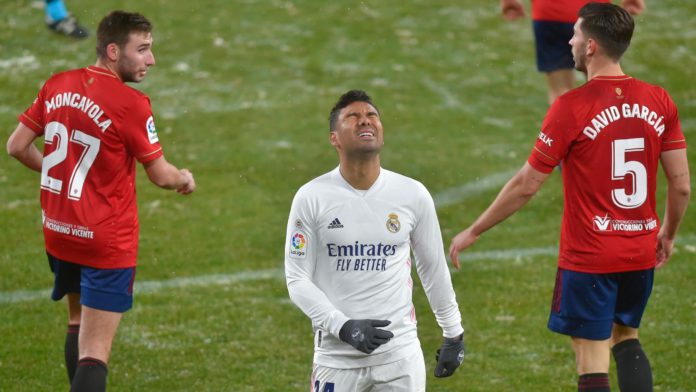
[435,333,465,378]
[338,319,394,354]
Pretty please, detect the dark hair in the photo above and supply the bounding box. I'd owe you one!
[96,11,153,58]
[578,2,634,61]
[329,90,379,132]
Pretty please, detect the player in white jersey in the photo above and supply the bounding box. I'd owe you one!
[285,90,465,391]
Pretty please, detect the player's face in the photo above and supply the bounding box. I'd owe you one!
[331,101,384,157]
[570,19,587,73]
[116,32,156,83]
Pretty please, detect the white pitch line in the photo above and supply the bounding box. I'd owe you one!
[0,268,284,305]
[0,55,37,70]
[456,247,557,263]
[0,246,560,305]
[421,76,462,108]
[433,169,517,208]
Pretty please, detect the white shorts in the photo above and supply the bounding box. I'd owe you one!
[310,349,426,392]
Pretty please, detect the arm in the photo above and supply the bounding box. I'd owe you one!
[500,0,525,21]
[7,123,42,172]
[143,156,195,194]
[284,193,349,338]
[411,185,464,339]
[621,0,645,16]
[410,185,464,377]
[286,264,350,338]
[656,148,690,268]
[449,162,550,269]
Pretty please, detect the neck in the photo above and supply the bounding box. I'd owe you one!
[338,155,381,190]
[94,59,122,81]
[586,60,624,81]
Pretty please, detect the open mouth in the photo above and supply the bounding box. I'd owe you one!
[358,129,375,138]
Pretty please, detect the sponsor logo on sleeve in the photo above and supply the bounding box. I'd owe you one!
[146,116,159,144]
[538,131,553,147]
[289,231,307,259]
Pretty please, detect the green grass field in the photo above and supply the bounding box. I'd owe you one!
[1,0,695,390]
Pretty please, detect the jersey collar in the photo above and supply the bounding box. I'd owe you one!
[591,75,633,81]
[86,65,119,79]
[333,166,384,196]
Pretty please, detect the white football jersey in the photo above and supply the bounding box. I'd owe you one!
[285,166,464,369]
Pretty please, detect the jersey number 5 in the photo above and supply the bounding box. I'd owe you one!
[41,121,101,201]
[611,137,647,209]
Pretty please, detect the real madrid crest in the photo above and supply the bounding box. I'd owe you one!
[386,213,401,233]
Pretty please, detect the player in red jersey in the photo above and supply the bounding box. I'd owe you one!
[500,0,645,104]
[451,3,689,391]
[7,11,195,392]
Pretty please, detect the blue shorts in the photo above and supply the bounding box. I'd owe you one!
[548,268,654,340]
[48,252,136,313]
[532,20,575,72]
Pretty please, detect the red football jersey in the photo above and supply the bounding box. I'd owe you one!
[528,75,686,273]
[532,0,610,23]
[19,66,163,268]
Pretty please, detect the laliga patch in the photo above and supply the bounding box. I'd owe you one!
[289,231,307,259]
[146,116,159,144]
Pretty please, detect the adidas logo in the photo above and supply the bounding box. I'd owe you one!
[328,218,344,229]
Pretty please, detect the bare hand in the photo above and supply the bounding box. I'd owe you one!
[449,228,478,270]
[501,0,525,21]
[621,0,645,15]
[177,169,196,195]
[655,229,674,269]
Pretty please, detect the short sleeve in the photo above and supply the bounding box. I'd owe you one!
[659,89,687,151]
[120,95,163,163]
[528,97,576,173]
[18,85,47,135]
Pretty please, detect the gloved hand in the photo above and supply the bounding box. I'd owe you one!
[338,319,394,354]
[434,333,465,377]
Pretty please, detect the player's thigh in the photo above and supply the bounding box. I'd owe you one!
[311,364,366,392]
[77,266,135,361]
[614,268,654,328]
[371,349,426,392]
[548,268,619,340]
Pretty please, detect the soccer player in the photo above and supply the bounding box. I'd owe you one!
[6,11,195,392]
[500,0,645,105]
[285,90,465,391]
[450,3,690,391]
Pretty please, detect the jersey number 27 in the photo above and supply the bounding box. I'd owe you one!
[41,121,101,201]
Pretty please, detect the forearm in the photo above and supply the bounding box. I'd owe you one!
[286,278,348,337]
[144,156,192,190]
[471,173,538,236]
[660,149,691,240]
[661,183,691,239]
[153,163,188,189]
[7,123,42,172]
[8,143,42,172]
